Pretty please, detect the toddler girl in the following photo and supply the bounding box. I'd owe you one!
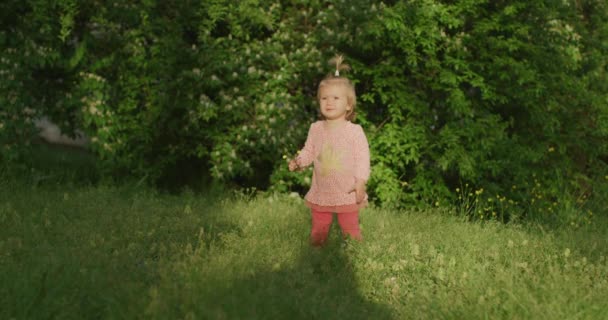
[289,55,370,247]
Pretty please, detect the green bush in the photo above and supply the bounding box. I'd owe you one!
[1,0,607,218]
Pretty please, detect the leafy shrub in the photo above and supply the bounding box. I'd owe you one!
[1,0,607,218]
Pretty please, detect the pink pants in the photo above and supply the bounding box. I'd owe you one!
[310,209,362,246]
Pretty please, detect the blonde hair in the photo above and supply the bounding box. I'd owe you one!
[317,54,357,121]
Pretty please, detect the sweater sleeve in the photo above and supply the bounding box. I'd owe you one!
[296,123,316,168]
[353,125,370,181]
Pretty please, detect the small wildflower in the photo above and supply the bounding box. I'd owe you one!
[548,147,555,152]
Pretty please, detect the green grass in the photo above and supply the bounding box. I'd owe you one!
[1,178,607,319]
[2,144,607,319]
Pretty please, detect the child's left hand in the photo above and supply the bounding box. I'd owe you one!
[355,179,366,203]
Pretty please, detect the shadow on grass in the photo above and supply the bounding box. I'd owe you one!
[198,237,394,319]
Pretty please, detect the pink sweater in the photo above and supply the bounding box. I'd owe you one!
[296,120,371,209]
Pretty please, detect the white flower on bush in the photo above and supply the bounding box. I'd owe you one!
[88,105,101,116]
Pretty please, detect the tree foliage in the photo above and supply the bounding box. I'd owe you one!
[1,0,607,217]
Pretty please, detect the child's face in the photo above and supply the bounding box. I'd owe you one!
[318,84,352,121]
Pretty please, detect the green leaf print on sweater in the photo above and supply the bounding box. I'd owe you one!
[318,143,345,176]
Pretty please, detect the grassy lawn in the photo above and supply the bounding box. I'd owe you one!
[1,144,607,319]
[2,177,607,319]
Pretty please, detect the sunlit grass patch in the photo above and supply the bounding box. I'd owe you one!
[1,181,607,319]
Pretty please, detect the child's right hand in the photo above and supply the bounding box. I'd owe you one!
[288,158,300,172]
